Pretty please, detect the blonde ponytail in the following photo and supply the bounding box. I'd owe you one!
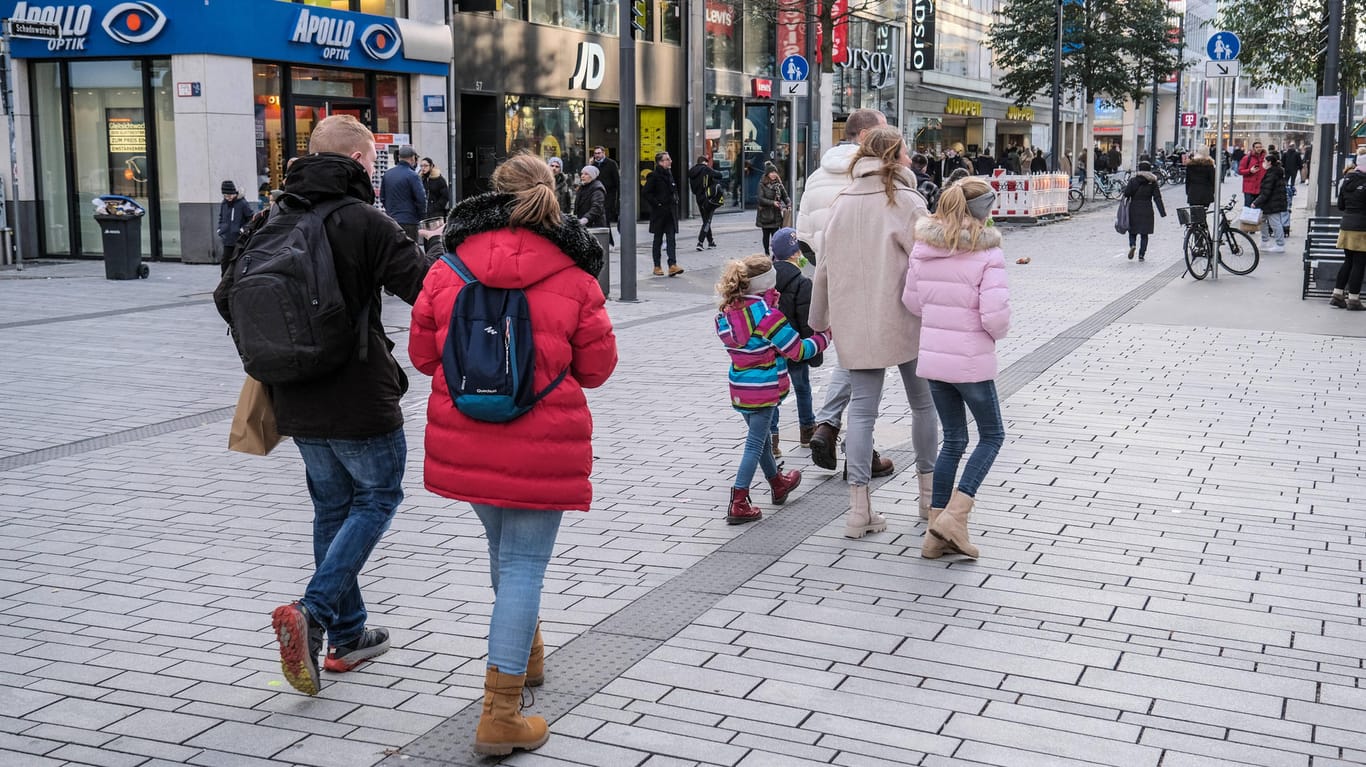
[492,153,563,230]
[715,255,774,311]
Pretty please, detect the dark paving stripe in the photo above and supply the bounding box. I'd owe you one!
[0,298,214,331]
[0,408,237,472]
[385,258,1188,764]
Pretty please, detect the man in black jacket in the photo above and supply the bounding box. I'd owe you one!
[643,151,681,276]
[214,115,436,697]
[592,145,621,224]
[688,155,723,250]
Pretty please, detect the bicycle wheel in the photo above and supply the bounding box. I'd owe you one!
[1184,227,1211,280]
[1219,228,1260,275]
[1068,188,1085,212]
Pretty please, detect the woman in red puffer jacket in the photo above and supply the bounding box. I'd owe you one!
[409,153,617,757]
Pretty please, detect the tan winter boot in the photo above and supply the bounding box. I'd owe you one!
[525,623,544,687]
[928,490,980,559]
[917,471,934,520]
[474,666,549,756]
[844,485,887,539]
[921,507,948,558]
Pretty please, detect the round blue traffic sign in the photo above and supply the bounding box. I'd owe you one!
[1206,31,1240,61]
[780,55,809,82]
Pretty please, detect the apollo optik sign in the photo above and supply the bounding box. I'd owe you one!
[5,0,445,75]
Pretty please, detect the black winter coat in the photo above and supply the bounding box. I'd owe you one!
[756,179,790,229]
[1339,172,1366,232]
[423,173,450,218]
[1184,160,1215,207]
[642,167,679,233]
[214,153,436,439]
[1253,165,1288,214]
[574,180,607,227]
[688,163,723,209]
[217,197,254,249]
[1122,172,1166,235]
[774,259,822,367]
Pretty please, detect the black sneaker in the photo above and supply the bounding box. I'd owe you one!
[323,627,390,672]
[271,602,324,695]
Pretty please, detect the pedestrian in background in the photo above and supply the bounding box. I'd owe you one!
[547,157,574,214]
[715,255,830,525]
[1281,143,1303,202]
[408,153,618,756]
[688,155,723,250]
[1252,151,1288,252]
[1238,141,1266,205]
[809,126,939,538]
[756,164,790,256]
[1331,152,1366,310]
[1184,152,1215,207]
[902,177,1010,560]
[1029,148,1048,174]
[768,227,821,457]
[643,151,681,276]
[216,180,253,261]
[1301,143,1313,184]
[419,157,450,219]
[591,146,621,224]
[574,164,606,227]
[1122,161,1166,261]
[380,145,426,241]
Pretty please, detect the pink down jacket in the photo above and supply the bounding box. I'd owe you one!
[901,218,1010,383]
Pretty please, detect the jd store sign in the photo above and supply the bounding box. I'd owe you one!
[6,0,446,75]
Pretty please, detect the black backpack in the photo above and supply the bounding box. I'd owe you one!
[439,251,568,423]
[706,174,725,207]
[225,196,366,385]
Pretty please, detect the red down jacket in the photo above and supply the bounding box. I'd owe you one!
[409,193,617,511]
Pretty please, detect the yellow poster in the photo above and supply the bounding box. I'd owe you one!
[640,107,666,161]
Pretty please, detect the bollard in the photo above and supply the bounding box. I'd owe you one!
[589,227,612,298]
[0,228,11,266]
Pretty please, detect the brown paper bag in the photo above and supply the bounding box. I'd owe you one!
[228,377,282,456]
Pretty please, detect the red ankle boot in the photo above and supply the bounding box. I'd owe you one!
[768,470,802,505]
[726,488,762,525]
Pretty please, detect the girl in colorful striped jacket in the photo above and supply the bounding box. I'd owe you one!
[715,255,831,525]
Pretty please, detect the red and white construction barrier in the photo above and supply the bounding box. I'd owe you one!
[988,171,1070,220]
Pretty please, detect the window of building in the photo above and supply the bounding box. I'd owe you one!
[283,0,406,15]
[255,65,285,191]
[527,0,620,34]
[504,94,588,172]
[742,4,775,77]
[705,0,742,71]
[660,0,682,44]
[31,62,69,255]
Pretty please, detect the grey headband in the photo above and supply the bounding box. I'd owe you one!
[748,268,777,294]
[966,191,996,221]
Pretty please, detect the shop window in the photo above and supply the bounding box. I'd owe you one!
[69,60,151,258]
[375,74,408,135]
[705,95,741,203]
[504,94,587,173]
[31,62,70,255]
[150,59,179,258]
[285,0,407,14]
[254,64,285,192]
[660,0,681,44]
[292,66,367,99]
[705,0,742,71]
[742,5,775,78]
[529,0,618,34]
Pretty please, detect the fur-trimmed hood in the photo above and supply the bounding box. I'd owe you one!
[913,216,1002,255]
[1133,171,1158,185]
[443,192,604,285]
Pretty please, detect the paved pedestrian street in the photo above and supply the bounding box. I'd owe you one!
[2,196,1365,767]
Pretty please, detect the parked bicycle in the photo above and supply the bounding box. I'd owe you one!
[1181,196,1260,280]
[1092,171,1126,200]
[1068,179,1086,212]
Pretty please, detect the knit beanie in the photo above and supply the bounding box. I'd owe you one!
[580,164,600,181]
[221,180,238,195]
[770,227,800,260]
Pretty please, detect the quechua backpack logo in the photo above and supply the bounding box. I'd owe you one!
[226,196,365,384]
[440,251,568,423]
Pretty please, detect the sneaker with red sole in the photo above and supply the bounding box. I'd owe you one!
[271,602,323,695]
[323,627,391,673]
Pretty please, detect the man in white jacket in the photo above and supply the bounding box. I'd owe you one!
[795,108,896,477]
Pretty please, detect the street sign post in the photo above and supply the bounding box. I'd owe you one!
[1204,59,1240,78]
[1205,30,1240,280]
[1206,31,1240,61]
[779,55,809,82]
[780,81,809,98]
[4,19,60,40]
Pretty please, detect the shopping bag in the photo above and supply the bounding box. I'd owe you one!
[1237,205,1262,233]
[228,376,282,455]
[1114,199,1130,234]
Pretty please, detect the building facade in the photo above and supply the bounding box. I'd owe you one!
[3,0,451,263]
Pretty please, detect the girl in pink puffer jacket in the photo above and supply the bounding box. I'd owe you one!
[902,177,1010,562]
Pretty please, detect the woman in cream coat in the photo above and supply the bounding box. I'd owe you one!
[809,126,939,538]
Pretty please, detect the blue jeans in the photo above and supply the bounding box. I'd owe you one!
[472,505,564,675]
[929,380,1005,508]
[736,407,779,489]
[294,428,406,646]
[771,363,815,436]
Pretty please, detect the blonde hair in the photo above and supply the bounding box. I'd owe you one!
[716,255,774,311]
[852,126,908,204]
[308,115,375,156]
[492,153,562,230]
[933,177,993,253]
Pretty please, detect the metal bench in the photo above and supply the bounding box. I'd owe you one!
[1302,216,1344,299]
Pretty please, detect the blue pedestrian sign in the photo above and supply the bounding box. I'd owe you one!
[1206,31,1240,61]
[780,55,809,82]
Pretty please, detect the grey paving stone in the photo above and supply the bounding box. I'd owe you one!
[104,709,220,744]
[185,720,306,757]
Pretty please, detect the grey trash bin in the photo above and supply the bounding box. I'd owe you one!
[94,195,148,280]
[589,227,612,297]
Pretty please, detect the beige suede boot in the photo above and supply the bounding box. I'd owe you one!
[917,472,934,520]
[921,508,948,558]
[525,623,544,687]
[928,489,980,559]
[844,485,887,538]
[474,666,549,756]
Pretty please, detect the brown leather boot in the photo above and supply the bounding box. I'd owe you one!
[525,623,544,687]
[799,425,815,447]
[726,487,762,525]
[929,490,980,559]
[917,472,933,520]
[809,423,839,469]
[474,666,549,756]
[771,433,782,458]
[921,507,947,558]
[871,450,894,478]
[768,469,802,505]
[844,485,887,539]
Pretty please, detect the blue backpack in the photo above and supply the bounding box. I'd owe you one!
[440,252,568,423]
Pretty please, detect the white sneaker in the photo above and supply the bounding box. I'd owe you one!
[1266,244,1285,252]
